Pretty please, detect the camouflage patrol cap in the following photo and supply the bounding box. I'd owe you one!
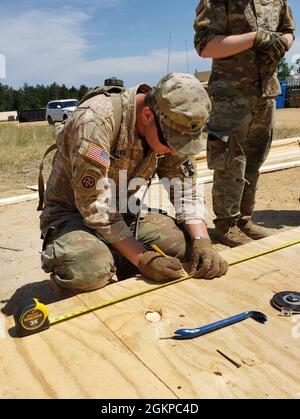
[152,72,211,155]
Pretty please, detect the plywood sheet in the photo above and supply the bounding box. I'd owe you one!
[79,228,300,399]
[0,294,174,399]
[1,228,299,399]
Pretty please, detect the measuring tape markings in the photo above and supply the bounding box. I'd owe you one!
[14,238,300,336]
[50,238,300,326]
[227,238,300,266]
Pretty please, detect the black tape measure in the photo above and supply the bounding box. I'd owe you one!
[14,298,50,337]
[271,291,300,314]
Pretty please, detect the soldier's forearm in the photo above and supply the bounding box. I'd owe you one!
[183,220,210,241]
[200,32,257,58]
[111,237,146,267]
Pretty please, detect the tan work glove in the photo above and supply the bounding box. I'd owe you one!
[190,239,228,280]
[138,251,184,282]
[253,31,289,63]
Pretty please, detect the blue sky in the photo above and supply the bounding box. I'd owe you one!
[0,0,299,88]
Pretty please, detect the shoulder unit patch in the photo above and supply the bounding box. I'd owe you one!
[77,169,100,195]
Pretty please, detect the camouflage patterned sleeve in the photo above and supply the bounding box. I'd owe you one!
[278,1,296,34]
[69,117,133,244]
[157,154,207,224]
[194,0,228,55]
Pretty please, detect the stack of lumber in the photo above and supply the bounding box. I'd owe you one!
[0,138,299,208]
[137,137,300,212]
[196,137,300,184]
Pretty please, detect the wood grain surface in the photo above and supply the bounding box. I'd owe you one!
[1,226,299,398]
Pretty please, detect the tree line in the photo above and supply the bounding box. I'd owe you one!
[0,82,89,112]
[0,58,299,112]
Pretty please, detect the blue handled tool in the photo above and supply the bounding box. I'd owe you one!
[172,311,267,340]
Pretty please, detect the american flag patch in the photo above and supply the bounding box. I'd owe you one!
[85,144,110,168]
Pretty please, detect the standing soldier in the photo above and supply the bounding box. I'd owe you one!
[194,0,295,247]
[39,73,228,292]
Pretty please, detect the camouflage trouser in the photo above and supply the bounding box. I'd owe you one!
[41,213,192,292]
[207,94,275,222]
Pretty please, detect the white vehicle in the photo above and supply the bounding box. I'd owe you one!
[46,99,79,124]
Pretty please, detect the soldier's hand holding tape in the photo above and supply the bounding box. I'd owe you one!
[138,252,185,282]
[190,239,228,280]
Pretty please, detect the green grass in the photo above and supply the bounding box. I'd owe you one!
[0,122,299,198]
[0,123,55,197]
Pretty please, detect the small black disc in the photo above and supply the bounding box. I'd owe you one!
[272,291,300,313]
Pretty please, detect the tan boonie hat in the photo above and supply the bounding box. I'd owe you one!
[152,72,211,155]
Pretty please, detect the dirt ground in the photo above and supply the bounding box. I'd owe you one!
[207,167,300,251]
[0,167,299,315]
[275,109,300,130]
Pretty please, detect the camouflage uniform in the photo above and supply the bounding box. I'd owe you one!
[40,74,210,291]
[194,0,295,225]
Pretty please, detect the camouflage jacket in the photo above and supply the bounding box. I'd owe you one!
[40,85,204,244]
[194,0,296,97]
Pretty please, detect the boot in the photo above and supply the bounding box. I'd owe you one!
[214,219,253,248]
[238,218,271,240]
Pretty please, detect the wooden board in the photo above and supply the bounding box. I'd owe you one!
[0,192,38,207]
[1,228,300,399]
[0,294,174,399]
[196,137,300,184]
[77,228,300,399]
[1,138,299,207]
